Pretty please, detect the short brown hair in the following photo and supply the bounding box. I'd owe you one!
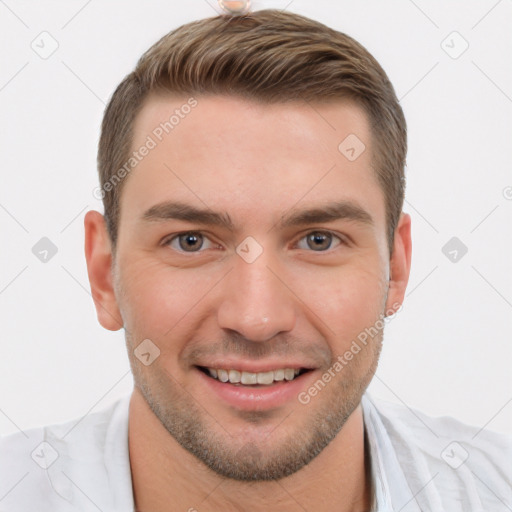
[97,9,406,252]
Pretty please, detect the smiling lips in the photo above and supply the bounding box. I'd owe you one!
[196,363,315,411]
[205,367,302,385]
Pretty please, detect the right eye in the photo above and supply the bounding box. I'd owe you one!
[164,231,217,253]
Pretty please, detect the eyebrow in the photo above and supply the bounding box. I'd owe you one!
[142,201,235,230]
[141,200,373,230]
[279,201,373,228]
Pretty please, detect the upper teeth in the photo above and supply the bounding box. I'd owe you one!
[207,368,300,385]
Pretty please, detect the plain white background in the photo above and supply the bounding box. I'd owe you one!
[0,0,511,436]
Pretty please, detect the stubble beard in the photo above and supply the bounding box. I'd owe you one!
[127,329,383,482]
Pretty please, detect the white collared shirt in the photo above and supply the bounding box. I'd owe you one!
[1,392,510,511]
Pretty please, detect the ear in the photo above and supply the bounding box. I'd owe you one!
[84,210,123,331]
[385,212,412,314]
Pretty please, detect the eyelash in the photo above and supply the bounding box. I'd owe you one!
[162,230,346,253]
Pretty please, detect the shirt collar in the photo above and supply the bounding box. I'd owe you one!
[362,392,417,512]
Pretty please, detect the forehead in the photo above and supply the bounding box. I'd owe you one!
[133,93,371,162]
[120,93,385,232]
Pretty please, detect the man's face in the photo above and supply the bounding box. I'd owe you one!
[98,94,407,480]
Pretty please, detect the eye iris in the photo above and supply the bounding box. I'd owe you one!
[179,233,203,251]
[307,232,331,251]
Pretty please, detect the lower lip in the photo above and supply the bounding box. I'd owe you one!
[196,368,314,411]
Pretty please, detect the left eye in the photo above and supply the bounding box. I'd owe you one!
[296,231,342,251]
[166,232,216,252]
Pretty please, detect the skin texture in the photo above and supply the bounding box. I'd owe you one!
[84,94,412,511]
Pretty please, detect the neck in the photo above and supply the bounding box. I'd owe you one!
[129,388,371,512]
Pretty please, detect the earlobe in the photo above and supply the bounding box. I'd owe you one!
[385,213,412,315]
[84,211,124,331]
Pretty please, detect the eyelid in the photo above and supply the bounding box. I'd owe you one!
[162,231,219,252]
[293,230,346,251]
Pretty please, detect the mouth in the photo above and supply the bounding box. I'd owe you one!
[197,366,311,386]
[192,357,319,411]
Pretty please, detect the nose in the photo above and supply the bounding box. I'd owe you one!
[216,252,296,342]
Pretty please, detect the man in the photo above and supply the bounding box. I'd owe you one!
[1,8,510,512]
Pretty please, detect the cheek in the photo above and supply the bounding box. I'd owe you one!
[116,257,220,340]
[297,263,387,347]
